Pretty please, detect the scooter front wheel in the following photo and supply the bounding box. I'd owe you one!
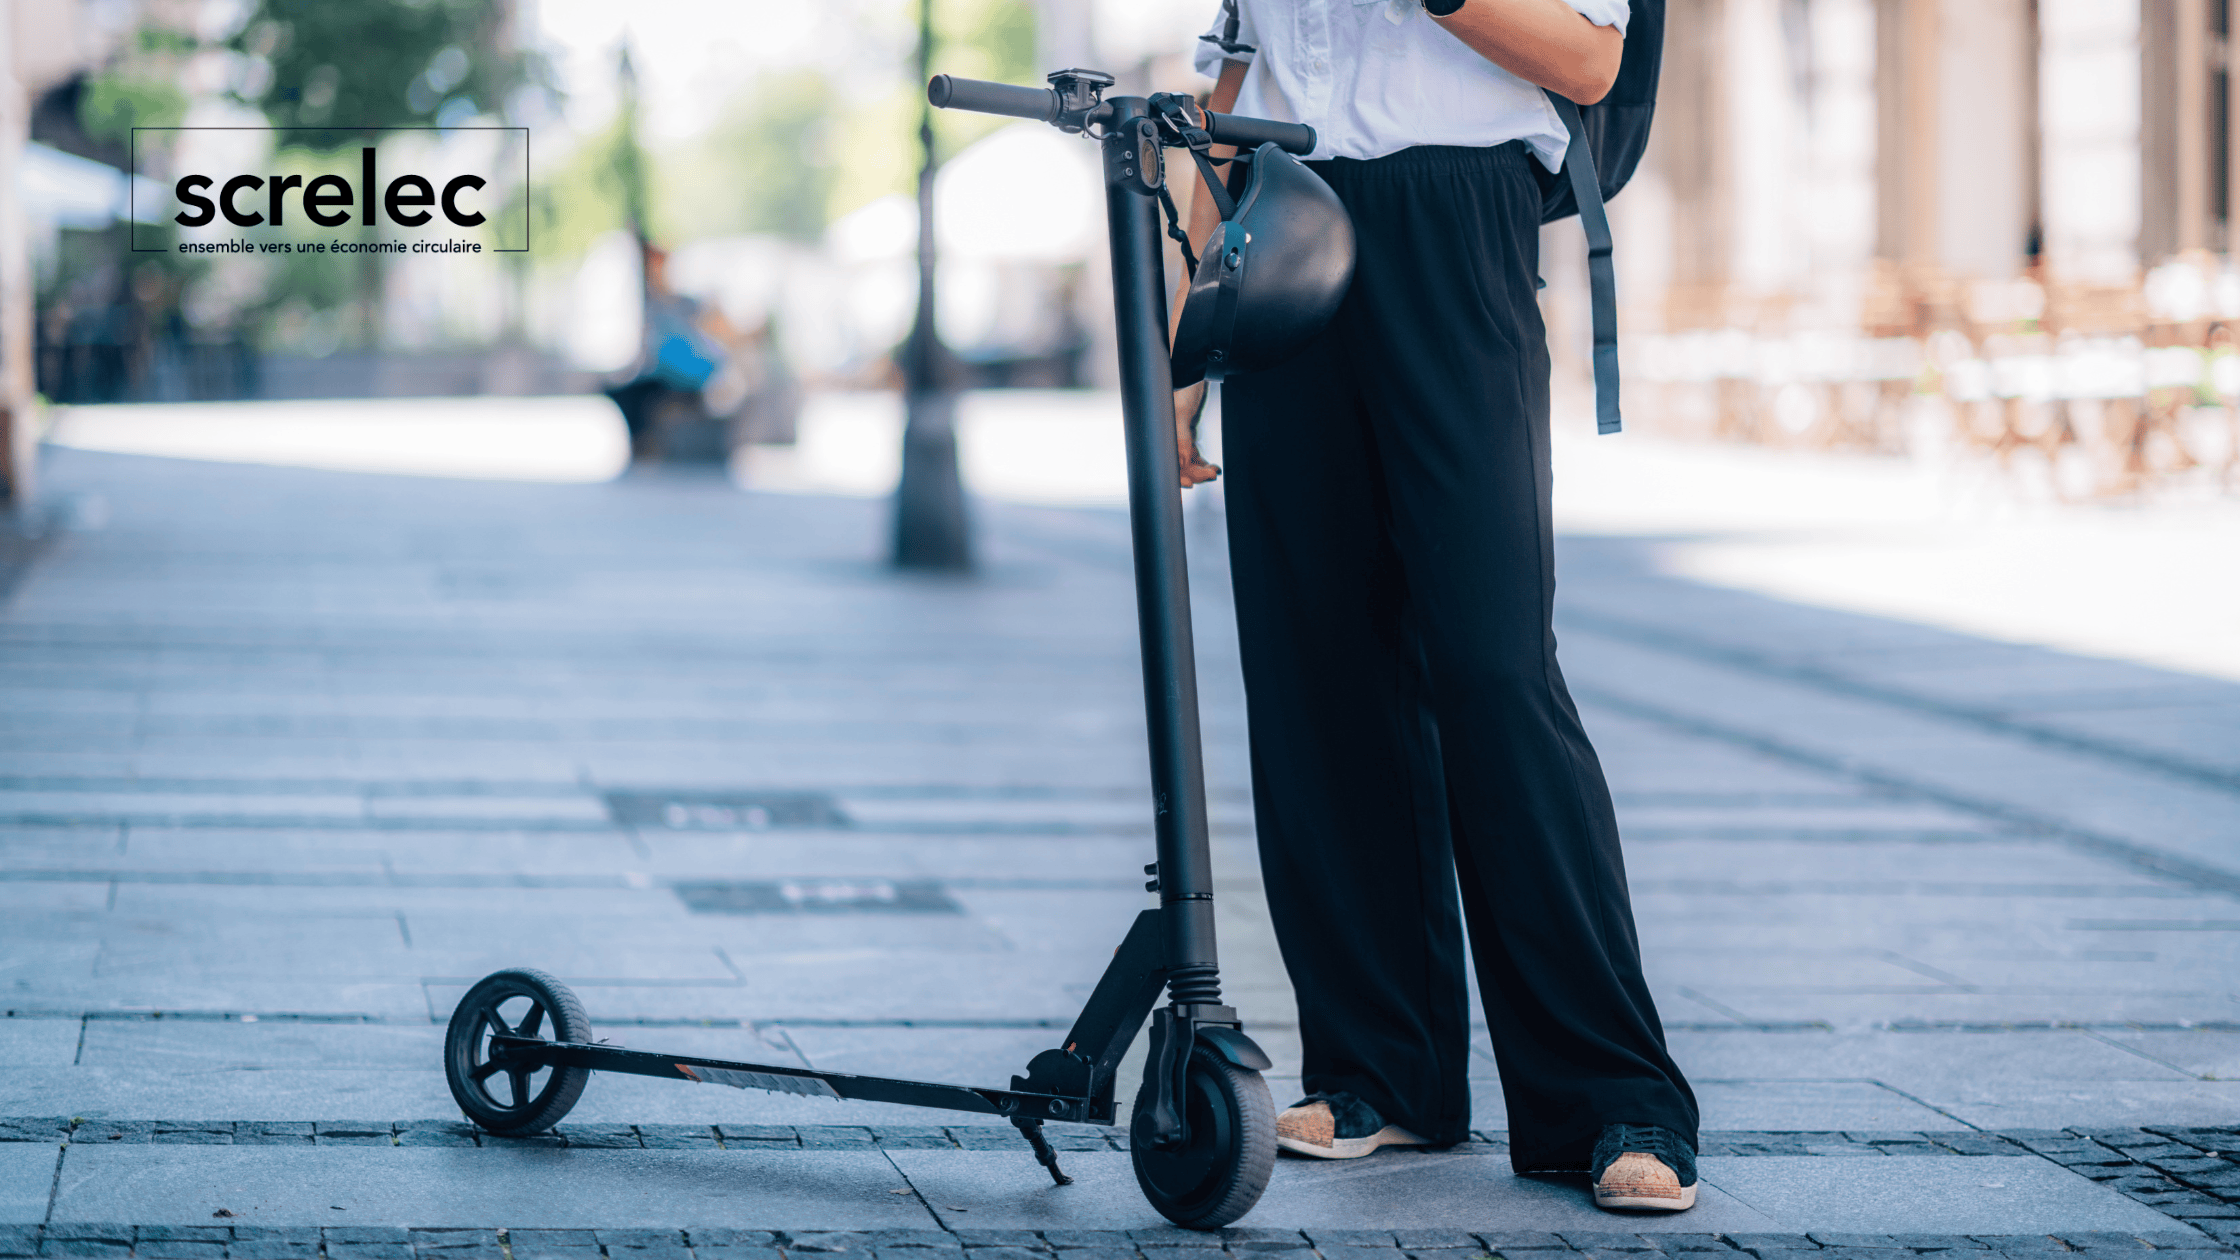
[444,968,593,1135]
[1129,1044,1276,1229]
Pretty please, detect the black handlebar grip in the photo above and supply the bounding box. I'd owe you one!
[1203,111,1317,155]
[927,75,1059,121]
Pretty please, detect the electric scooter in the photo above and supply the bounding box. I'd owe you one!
[441,69,1320,1231]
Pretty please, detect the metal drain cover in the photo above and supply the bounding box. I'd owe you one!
[605,791,849,831]
[672,878,961,915]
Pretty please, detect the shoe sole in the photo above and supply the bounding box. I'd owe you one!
[1594,1182,1698,1212]
[1274,1124,1427,1160]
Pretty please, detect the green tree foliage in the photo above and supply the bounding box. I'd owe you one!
[656,70,837,245]
[229,0,550,143]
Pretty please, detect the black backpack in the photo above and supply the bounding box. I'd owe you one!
[1538,0,1665,434]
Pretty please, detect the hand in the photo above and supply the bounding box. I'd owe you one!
[1176,379,1219,486]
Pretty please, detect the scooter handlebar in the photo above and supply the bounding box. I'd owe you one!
[1203,111,1317,156]
[927,75,1317,155]
[926,75,1059,121]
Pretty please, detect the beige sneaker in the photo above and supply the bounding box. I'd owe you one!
[1274,1092,1428,1160]
[1589,1124,1698,1212]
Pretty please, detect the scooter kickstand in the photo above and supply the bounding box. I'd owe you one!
[1010,1117,1074,1186]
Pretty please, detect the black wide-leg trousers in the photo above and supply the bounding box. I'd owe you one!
[1218,141,1697,1173]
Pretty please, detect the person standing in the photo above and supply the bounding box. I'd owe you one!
[1172,0,1701,1214]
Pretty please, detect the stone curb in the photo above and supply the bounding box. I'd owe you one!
[6,1122,2235,1245]
[0,1226,2231,1260]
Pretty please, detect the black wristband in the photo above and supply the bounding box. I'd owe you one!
[1422,0,1466,15]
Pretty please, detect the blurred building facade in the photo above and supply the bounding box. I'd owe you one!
[1607,0,2240,498]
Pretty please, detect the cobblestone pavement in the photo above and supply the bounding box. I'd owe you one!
[2,437,2237,1237]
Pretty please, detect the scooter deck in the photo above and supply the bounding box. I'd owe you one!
[489,1035,1104,1124]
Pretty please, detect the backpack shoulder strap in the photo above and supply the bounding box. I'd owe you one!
[1546,90,1622,436]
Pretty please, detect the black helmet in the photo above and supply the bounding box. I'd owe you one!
[1170,142,1356,388]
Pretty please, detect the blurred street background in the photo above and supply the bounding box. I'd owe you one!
[1,0,2239,1244]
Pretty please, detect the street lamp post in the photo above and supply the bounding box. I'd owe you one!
[891,0,972,571]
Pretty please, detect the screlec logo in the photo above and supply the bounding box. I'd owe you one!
[133,126,529,256]
[174,147,485,230]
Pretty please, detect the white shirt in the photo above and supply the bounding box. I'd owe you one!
[1192,0,1630,169]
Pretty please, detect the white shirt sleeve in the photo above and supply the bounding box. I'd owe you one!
[1192,1,1259,80]
[1559,0,1631,34]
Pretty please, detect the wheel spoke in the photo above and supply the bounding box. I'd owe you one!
[484,1008,515,1040]
[470,1058,504,1083]
[507,1068,533,1108]
[519,1002,546,1040]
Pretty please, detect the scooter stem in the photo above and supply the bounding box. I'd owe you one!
[1099,97,1221,1006]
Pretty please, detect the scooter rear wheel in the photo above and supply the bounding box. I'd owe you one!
[445,968,593,1135]
[1129,1044,1276,1229]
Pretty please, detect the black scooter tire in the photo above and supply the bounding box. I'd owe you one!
[445,968,593,1135]
[1129,1044,1276,1229]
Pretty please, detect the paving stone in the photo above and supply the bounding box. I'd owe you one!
[0,1120,71,1144]
[681,1233,776,1248]
[1319,1248,1403,1260]
[959,1250,1046,1260]
[410,1230,501,1250]
[795,1129,875,1150]
[229,1231,320,1245]
[232,1124,314,1146]
[0,1227,37,1258]
[1560,1236,1660,1252]
[2057,1236,2154,1251]
[594,1233,686,1249]
[1301,1235,1398,1249]
[633,1127,719,1150]
[133,1229,231,1243]
[476,1134,563,1150]
[1391,1236,1479,1252]
[946,1131,1022,1152]
[1045,1132,1115,1153]
[1040,1235,1133,1249]
[314,1123,395,1147]
[556,1126,640,1150]
[945,1234,1039,1249]
[41,1229,130,1245]
[1887,1240,1990,1251]
[1806,1239,1895,1251]
[69,1123,150,1145]
[129,1228,224,1246]
[781,1235,866,1253]
[1027,1252,1125,1260]
[506,1242,599,1258]
[38,1240,130,1258]
[714,1127,796,1148]
[326,1246,411,1260]
[327,1230,412,1245]
[151,1125,234,1145]
[1723,1240,1820,1256]
[866,1130,952,1151]
[227,1241,317,1258]
[692,1249,781,1260]
[1471,1237,1569,1252]
[858,1235,956,1250]
[1816,1250,1910,1260]
[1966,1240,2062,1252]
[1931,1138,2025,1158]
[394,1124,477,1149]
[1652,1240,1735,1254]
